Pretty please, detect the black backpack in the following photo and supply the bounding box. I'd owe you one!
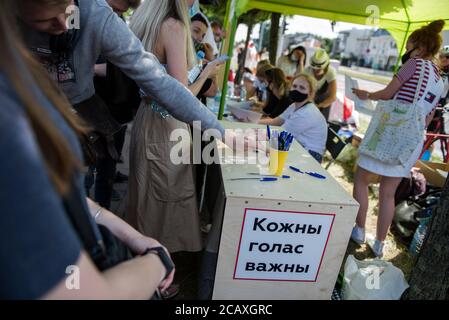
[94,62,141,125]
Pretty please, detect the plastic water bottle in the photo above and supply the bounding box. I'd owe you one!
[409,217,431,256]
[188,51,205,84]
[240,86,247,101]
[212,93,221,114]
[227,81,234,98]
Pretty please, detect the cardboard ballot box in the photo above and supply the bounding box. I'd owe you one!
[210,121,359,300]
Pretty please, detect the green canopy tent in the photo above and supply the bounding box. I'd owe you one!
[217,0,449,119]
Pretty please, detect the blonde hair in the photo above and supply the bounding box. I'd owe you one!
[292,73,318,101]
[129,0,196,69]
[256,63,274,79]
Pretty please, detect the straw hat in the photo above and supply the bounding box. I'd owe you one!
[311,49,330,70]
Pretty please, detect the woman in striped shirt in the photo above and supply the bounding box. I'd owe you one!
[350,20,445,257]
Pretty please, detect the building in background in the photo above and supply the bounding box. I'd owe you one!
[336,28,373,67]
[444,30,449,47]
[367,29,399,71]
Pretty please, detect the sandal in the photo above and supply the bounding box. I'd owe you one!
[161,283,180,300]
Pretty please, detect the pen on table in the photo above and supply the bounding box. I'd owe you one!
[229,177,278,182]
[289,166,304,174]
[266,125,271,140]
[289,166,326,179]
[248,173,290,179]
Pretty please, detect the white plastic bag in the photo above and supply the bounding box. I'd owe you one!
[342,255,409,300]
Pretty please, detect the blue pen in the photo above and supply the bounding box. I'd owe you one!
[267,125,271,140]
[285,136,293,151]
[289,166,304,174]
[306,172,326,179]
[289,166,326,179]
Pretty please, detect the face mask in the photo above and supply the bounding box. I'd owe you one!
[289,90,309,103]
[290,55,299,62]
[189,0,200,17]
[401,48,416,64]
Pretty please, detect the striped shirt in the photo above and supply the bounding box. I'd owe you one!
[395,59,441,107]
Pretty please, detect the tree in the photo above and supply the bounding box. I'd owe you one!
[404,177,449,299]
[268,13,281,65]
[200,0,227,24]
[234,9,270,83]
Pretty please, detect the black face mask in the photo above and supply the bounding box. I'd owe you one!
[289,90,309,103]
[401,48,416,64]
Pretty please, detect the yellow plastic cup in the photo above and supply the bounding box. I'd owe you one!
[269,148,289,176]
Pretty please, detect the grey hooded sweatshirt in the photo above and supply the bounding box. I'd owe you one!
[22,0,224,135]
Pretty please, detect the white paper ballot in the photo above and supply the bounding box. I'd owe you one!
[345,75,375,110]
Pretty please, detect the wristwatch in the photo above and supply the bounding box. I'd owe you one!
[142,247,175,281]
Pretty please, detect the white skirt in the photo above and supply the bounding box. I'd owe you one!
[357,140,423,178]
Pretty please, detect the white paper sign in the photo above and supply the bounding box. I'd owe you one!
[234,209,335,282]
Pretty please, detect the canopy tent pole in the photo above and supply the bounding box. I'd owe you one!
[393,22,410,72]
[218,0,239,120]
[393,0,412,72]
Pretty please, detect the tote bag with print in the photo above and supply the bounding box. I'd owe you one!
[359,65,428,165]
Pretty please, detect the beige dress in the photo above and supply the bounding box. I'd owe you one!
[128,100,202,253]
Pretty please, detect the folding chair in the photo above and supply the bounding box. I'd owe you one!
[325,126,348,170]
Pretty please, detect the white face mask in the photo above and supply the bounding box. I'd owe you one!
[290,55,299,62]
[189,0,200,17]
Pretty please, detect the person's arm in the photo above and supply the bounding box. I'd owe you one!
[94,63,107,77]
[316,80,337,108]
[189,62,223,96]
[43,199,175,300]
[85,198,173,262]
[353,77,402,101]
[203,77,218,98]
[259,116,284,126]
[295,56,305,75]
[162,21,223,97]
[0,102,168,300]
[99,11,224,136]
[43,251,166,300]
[353,60,415,101]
